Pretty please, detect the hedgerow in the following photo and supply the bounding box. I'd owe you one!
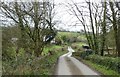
[84,55,120,73]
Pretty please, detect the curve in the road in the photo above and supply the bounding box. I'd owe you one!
[55,46,101,77]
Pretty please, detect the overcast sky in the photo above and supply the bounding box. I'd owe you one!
[54,0,119,32]
[1,0,82,31]
[0,0,100,32]
[53,0,85,31]
[1,0,118,32]
[54,0,91,31]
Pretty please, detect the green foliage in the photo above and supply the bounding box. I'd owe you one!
[73,50,93,59]
[2,45,66,75]
[73,54,119,75]
[58,32,79,37]
[42,45,66,55]
[2,26,32,59]
[61,35,67,43]
[57,32,85,44]
[38,51,65,75]
[17,48,25,57]
[79,52,87,58]
[84,60,120,75]
[84,55,120,73]
[72,52,82,56]
[55,36,62,45]
[76,36,87,43]
[106,30,115,47]
[71,42,86,51]
[6,47,17,60]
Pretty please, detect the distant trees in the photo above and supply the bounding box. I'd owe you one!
[1,0,56,56]
[67,0,120,56]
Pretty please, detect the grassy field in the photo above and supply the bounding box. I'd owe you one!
[56,31,87,52]
[42,45,65,55]
[71,42,87,52]
[57,31,86,39]
[58,31,79,37]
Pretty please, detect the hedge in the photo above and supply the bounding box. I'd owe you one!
[84,55,120,73]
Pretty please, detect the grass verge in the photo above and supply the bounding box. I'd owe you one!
[74,56,120,76]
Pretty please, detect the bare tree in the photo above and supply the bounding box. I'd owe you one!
[86,1,100,54]
[66,2,93,49]
[115,2,120,57]
[67,0,104,54]
[1,0,56,56]
[100,1,107,56]
[108,1,120,56]
[66,0,119,56]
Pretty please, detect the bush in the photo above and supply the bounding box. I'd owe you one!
[75,50,93,59]
[72,49,93,59]
[71,44,78,49]
[2,45,66,75]
[72,52,82,56]
[6,47,17,60]
[61,35,67,43]
[17,48,25,57]
[84,55,120,73]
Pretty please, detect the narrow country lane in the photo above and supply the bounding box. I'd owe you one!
[55,46,102,77]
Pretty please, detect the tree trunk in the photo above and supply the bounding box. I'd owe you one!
[115,0,120,57]
[117,17,120,57]
[118,27,120,57]
[109,2,119,56]
[88,2,98,54]
[101,1,107,56]
[101,34,105,56]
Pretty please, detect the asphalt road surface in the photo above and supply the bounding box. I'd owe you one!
[55,46,101,77]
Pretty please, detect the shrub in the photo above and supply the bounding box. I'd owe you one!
[6,47,17,60]
[71,44,77,49]
[17,48,25,57]
[84,55,120,73]
[2,45,66,75]
[61,35,67,43]
[72,52,81,56]
[76,50,93,59]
